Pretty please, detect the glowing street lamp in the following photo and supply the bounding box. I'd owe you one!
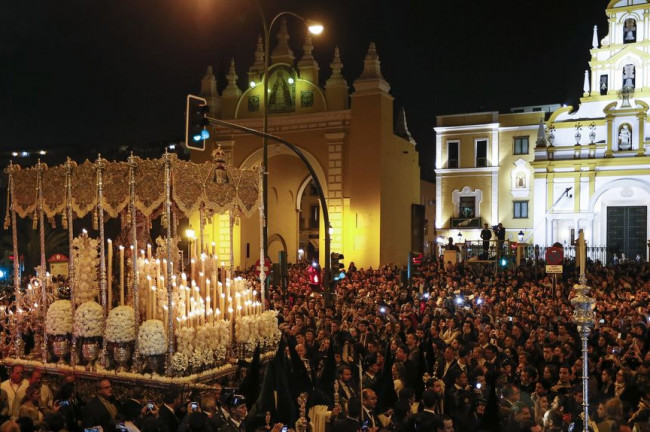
[254,0,324,268]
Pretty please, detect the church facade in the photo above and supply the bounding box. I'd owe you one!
[189,21,420,270]
[434,0,650,261]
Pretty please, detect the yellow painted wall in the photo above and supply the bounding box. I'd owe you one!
[347,94,384,267]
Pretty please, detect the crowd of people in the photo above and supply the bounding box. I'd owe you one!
[0,254,649,432]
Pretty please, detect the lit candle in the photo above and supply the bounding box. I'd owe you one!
[119,246,125,306]
[152,284,157,320]
[107,239,113,309]
[147,243,152,260]
[146,275,152,320]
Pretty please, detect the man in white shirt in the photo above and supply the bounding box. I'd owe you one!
[12,369,53,418]
[0,366,27,418]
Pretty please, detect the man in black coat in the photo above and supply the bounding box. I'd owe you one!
[412,390,440,431]
[82,379,120,432]
[157,389,181,432]
[332,396,361,432]
[121,388,144,423]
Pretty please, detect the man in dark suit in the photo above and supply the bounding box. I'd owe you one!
[413,390,440,431]
[209,383,229,431]
[157,389,181,432]
[82,379,120,432]
[332,396,361,432]
[435,346,458,387]
[361,389,380,430]
[121,388,144,423]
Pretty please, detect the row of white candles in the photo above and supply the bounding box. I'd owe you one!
[106,241,263,329]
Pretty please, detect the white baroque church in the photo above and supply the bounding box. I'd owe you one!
[434,0,650,261]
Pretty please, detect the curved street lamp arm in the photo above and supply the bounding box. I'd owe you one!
[205,116,333,305]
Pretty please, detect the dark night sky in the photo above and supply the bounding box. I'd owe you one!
[1,1,609,180]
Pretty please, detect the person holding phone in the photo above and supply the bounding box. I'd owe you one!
[157,390,181,432]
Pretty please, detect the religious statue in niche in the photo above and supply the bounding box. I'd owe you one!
[600,75,608,95]
[269,69,296,114]
[618,124,632,150]
[624,18,637,43]
[623,64,635,89]
[516,172,526,189]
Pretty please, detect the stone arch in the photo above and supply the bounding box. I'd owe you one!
[588,177,650,212]
[296,175,315,211]
[268,233,287,255]
[239,144,329,198]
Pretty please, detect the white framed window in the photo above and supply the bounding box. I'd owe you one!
[448,141,459,168]
[513,136,529,155]
[476,139,487,167]
[514,201,529,219]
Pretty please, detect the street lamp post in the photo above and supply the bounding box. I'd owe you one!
[253,1,323,270]
[206,116,334,305]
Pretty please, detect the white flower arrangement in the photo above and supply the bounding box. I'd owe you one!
[213,345,227,364]
[235,316,252,344]
[45,300,73,336]
[71,234,100,305]
[170,352,189,374]
[200,349,214,367]
[138,319,167,356]
[73,301,104,338]
[105,306,136,343]
[194,326,208,352]
[189,350,204,370]
[258,310,281,339]
[214,320,231,346]
[175,327,195,356]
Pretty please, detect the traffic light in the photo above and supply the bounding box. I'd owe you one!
[308,261,321,289]
[408,251,423,278]
[185,94,210,151]
[499,257,509,268]
[330,252,345,281]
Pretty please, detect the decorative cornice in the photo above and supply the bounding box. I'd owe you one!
[213,110,352,135]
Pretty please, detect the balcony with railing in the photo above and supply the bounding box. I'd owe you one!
[457,241,635,265]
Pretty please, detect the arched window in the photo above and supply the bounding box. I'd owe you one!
[623,64,635,89]
[624,18,637,43]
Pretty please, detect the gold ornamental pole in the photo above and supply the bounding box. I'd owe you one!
[36,160,49,364]
[128,153,141,372]
[65,158,79,366]
[163,151,174,374]
[95,155,108,368]
[5,163,23,358]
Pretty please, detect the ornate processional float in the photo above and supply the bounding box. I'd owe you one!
[1,149,280,386]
